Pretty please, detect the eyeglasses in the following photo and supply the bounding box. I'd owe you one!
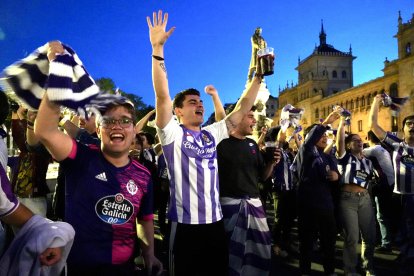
[100,117,133,129]
[405,121,414,127]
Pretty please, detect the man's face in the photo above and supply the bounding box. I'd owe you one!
[235,111,256,137]
[404,119,414,140]
[79,114,96,134]
[175,95,204,127]
[139,133,150,149]
[96,106,135,157]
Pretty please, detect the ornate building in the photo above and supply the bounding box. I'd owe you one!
[272,12,414,139]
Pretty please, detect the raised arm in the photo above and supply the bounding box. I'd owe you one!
[34,42,74,161]
[147,10,175,129]
[225,76,262,133]
[135,109,156,133]
[368,94,387,140]
[335,117,346,157]
[26,110,41,146]
[205,85,226,122]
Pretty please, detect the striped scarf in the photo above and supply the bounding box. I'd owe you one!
[1,43,126,117]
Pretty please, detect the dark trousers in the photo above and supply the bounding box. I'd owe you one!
[272,189,297,248]
[67,262,136,276]
[298,206,337,275]
[169,220,228,276]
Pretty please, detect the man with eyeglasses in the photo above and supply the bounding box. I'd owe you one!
[369,94,414,275]
[147,10,271,276]
[34,42,163,275]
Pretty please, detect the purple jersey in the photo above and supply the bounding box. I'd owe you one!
[383,133,414,194]
[61,140,153,266]
[157,118,228,224]
[0,140,19,218]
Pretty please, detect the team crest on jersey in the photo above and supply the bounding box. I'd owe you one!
[95,193,134,225]
[126,180,138,195]
[202,133,211,144]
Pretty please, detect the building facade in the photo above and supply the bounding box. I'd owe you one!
[272,12,414,140]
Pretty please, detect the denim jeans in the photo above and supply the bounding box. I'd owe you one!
[372,183,394,248]
[339,190,376,274]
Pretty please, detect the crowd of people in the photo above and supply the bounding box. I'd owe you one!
[0,9,413,276]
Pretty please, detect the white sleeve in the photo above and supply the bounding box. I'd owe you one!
[202,120,229,145]
[156,117,183,146]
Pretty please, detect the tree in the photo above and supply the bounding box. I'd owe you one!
[95,77,156,135]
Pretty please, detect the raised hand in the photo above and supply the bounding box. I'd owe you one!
[204,85,218,96]
[47,41,64,62]
[146,10,175,48]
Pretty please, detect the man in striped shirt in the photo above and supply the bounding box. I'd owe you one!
[147,10,269,276]
[363,130,395,252]
[369,94,414,275]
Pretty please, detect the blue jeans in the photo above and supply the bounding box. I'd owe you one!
[339,190,376,274]
[373,185,394,248]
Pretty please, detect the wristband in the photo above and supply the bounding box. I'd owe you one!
[26,121,34,127]
[152,55,164,61]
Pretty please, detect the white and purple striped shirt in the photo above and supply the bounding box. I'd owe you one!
[157,118,229,224]
[337,152,373,189]
[383,133,414,194]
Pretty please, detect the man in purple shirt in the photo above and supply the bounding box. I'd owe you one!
[35,42,162,275]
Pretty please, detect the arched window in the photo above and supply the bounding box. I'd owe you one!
[346,100,349,109]
[342,70,347,79]
[356,97,359,108]
[350,100,354,109]
[361,96,365,107]
[322,107,326,117]
[367,94,372,105]
[322,70,327,76]
[315,108,319,120]
[390,83,398,97]
[406,42,411,55]
[332,70,337,78]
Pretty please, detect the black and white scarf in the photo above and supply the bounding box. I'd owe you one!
[1,43,127,117]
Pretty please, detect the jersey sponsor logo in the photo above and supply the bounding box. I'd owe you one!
[95,193,134,225]
[95,172,108,182]
[401,154,414,168]
[182,132,216,159]
[126,180,138,195]
[354,170,368,184]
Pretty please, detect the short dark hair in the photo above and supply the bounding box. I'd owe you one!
[173,88,200,109]
[265,126,281,142]
[0,92,9,125]
[367,130,380,144]
[226,104,257,115]
[402,115,414,129]
[139,131,155,145]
